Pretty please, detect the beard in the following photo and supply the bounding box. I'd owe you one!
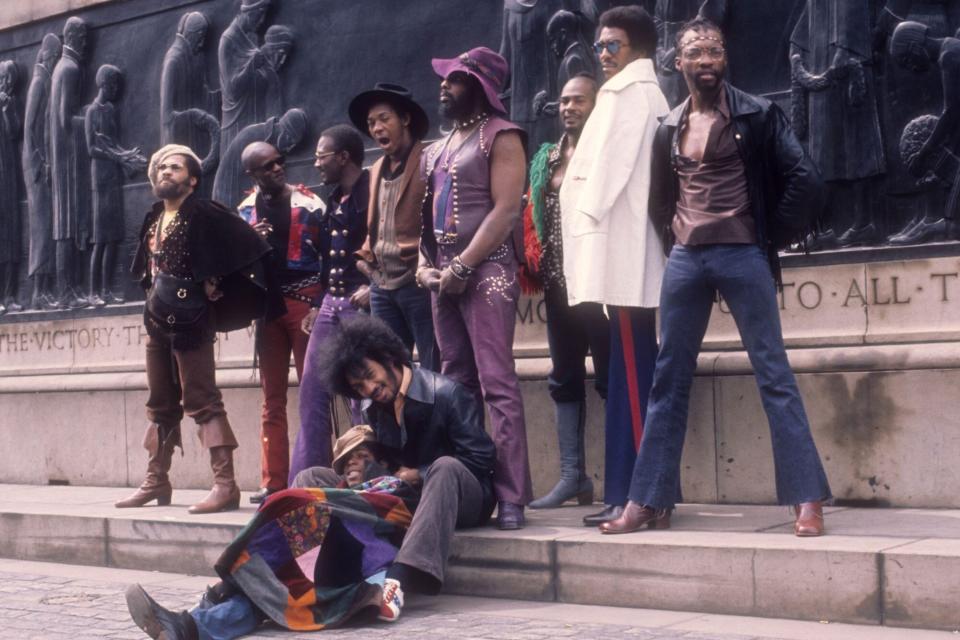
[439,95,466,120]
[690,68,724,93]
[153,178,192,201]
[439,84,480,121]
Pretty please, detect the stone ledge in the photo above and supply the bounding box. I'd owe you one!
[6,339,960,394]
[0,0,124,32]
[2,487,959,631]
[0,356,559,392]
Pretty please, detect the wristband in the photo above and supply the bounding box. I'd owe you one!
[450,255,475,280]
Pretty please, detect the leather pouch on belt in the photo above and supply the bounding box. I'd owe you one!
[146,273,208,332]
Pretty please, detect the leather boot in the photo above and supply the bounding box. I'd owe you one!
[125,584,199,640]
[794,501,824,537]
[530,401,593,509]
[599,500,671,534]
[188,446,241,514]
[115,424,178,508]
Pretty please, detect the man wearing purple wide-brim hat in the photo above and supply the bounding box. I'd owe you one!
[416,46,533,530]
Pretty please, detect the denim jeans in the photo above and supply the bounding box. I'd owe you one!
[191,594,261,640]
[189,577,389,640]
[370,281,439,371]
[290,292,363,484]
[628,244,831,509]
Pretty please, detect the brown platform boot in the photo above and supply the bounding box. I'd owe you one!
[115,424,179,508]
[188,446,241,514]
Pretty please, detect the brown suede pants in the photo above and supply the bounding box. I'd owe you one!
[144,333,238,449]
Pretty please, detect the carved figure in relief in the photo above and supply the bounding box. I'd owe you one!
[501,0,578,152]
[261,25,293,121]
[218,0,272,158]
[0,60,21,315]
[160,11,220,181]
[85,64,147,306]
[533,10,600,118]
[23,34,61,310]
[889,21,960,244]
[50,16,90,309]
[212,107,307,206]
[790,1,887,248]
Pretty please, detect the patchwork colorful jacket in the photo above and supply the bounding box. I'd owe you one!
[237,185,325,273]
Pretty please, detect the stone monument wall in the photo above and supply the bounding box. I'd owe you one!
[1,1,960,508]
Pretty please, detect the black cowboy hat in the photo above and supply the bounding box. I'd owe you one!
[348,82,430,141]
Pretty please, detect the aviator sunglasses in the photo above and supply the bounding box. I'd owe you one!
[593,39,625,56]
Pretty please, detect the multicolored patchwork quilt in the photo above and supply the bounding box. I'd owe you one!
[214,477,417,631]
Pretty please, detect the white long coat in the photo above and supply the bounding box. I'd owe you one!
[559,58,669,308]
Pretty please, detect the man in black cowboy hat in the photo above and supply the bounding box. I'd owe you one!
[349,83,439,371]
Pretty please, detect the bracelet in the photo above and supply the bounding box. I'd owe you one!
[415,266,430,288]
[450,255,475,281]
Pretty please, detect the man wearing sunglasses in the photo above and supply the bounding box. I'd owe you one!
[601,18,832,536]
[559,5,669,526]
[417,46,531,530]
[237,141,325,504]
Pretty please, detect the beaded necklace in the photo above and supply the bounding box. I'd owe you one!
[454,112,487,131]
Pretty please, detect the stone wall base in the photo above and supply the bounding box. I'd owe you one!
[2,342,958,507]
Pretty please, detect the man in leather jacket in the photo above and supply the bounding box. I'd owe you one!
[601,17,832,537]
[296,315,497,622]
[117,143,275,515]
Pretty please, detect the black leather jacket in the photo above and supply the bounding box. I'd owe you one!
[363,367,497,520]
[649,82,825,284]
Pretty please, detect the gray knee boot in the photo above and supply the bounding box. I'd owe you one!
[529,401,594,509]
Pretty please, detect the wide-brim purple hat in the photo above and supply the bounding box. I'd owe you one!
[431,46,508,115]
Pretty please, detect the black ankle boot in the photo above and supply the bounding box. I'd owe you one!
[582,504,624,526]
[125,584,198,640]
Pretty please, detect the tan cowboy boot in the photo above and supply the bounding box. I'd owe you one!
[188,416,240,514]
[116,424,178,508]
[188,446,240,514]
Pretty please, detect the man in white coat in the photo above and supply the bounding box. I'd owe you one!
[559,5,669,526]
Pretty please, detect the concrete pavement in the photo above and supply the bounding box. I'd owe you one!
[0,558,957,640]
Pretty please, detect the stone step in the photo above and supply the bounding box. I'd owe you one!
[2,484,959,633]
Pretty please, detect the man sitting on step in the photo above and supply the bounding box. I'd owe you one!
[125,316,497,639]
[293,315,499,622]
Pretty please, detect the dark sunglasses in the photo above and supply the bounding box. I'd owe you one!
[593,40,625,56]
[258,156,286,172]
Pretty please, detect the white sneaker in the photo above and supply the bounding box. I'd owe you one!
[378,578,404,622]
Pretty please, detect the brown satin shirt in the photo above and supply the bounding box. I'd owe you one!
[672,88,755,246]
